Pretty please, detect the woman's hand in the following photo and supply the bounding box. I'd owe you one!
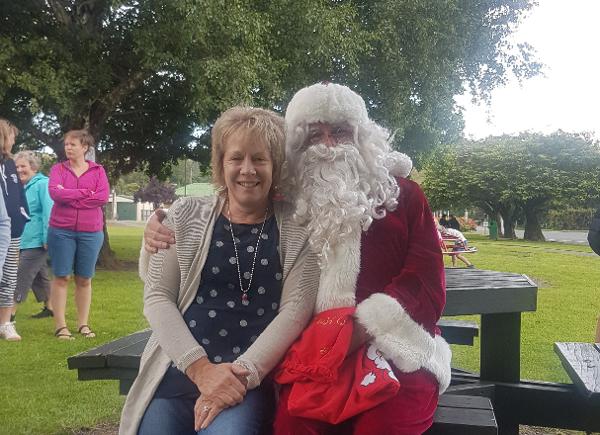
[144,209,175,253]
[194,397,226,431]
[187,358,250,430]
[186,357,249,407]
[192,363,251,430]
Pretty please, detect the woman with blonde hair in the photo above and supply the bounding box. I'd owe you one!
[0,118,30,341]
[120,106,319,435]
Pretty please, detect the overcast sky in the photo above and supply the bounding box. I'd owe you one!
[456,1,600,139]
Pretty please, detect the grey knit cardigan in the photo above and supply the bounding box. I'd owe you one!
[119,195,320,435]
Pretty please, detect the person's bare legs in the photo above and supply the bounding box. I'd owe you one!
[74,275,94,336]
[51,276,70,334]
[0,306,12,324]
[451,254,457,267]
[457,254,473,267]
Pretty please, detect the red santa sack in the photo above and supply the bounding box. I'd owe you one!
[274,307,400,424]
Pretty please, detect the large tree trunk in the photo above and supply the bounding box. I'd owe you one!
[523,208,545,241]
[502,217,517,239]
[97,210,120,269]
[86,114,119,268]
[498,204,518,239]
[491,211,503,238]
[498,203,517,239]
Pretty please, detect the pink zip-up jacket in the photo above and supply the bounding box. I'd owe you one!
[48,160,110,233]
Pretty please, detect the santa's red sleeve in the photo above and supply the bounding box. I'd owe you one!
[354,178,451,393]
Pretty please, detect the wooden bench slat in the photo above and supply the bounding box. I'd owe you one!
[428,394,497,434]
[438,319,479,345]
[76,367,139,382]
[431,408,497,434]
[438,394,492,410]
[554,342,600,402]
[67,329,151,369]
[107,339,150,369]
[67,319,480,393]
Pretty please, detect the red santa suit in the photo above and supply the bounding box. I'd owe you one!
[274,177,450,435]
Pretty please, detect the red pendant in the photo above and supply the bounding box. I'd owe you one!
[242,293,248,302]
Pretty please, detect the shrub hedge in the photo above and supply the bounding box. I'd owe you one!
[542,208,594,230]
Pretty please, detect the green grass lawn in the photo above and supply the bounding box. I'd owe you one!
[0,228,598,434]
[0,225,147,435]
[447,234,600,383]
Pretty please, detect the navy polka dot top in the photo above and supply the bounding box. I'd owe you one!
[155,213,282,398]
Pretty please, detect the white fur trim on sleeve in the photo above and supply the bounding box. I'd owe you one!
[355,293,451,393]
[424,335,452,394]
[355,293,435,372]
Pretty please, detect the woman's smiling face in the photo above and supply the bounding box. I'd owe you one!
[15,158,36,184]
[222,128,273,213]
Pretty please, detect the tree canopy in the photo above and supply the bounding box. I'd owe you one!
[1,0,541,178]
[133,176,177,209]
[422,132,600,240]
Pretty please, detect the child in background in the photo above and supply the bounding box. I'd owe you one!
[439,226,474,268]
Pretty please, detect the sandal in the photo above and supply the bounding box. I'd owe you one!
[78,325,96,338]
[55,326,74,340]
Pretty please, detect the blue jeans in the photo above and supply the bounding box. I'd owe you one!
[47,227,103,278]
[138,383,275,435]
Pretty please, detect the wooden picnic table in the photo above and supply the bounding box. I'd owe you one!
[68,268,600,434]
[444,268,537,384]
[68,268,537,389]
[68,267,538,433]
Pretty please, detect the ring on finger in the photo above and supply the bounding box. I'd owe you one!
[201,405,210,414]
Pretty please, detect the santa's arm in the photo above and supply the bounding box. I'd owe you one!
[355,181,451,391]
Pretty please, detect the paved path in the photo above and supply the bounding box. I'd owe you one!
[476,227,589,245]
[515,229,588,245]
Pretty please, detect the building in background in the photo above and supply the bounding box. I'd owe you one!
[106,191,154,221]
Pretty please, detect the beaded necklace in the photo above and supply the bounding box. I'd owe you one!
[227,203,269,303]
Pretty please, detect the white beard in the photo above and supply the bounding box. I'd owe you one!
[293,143,376,268]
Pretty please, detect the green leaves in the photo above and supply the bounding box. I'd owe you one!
[1,0,541,179]
[422,132,600,239]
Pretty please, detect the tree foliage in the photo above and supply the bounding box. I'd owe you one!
[133,176,177,209]
[422,132,600,240]
[351,0,542,161]
[1,0,540,177]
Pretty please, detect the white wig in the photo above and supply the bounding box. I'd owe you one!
[283,82,412,214]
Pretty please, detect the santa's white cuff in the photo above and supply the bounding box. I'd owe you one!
[355,293,451,394]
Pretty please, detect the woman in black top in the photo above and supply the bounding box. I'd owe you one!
[0,118,29,342]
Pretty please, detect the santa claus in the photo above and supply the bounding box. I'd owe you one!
[273,82,451,434]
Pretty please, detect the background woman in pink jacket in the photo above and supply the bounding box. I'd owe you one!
[47,129,109,340]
